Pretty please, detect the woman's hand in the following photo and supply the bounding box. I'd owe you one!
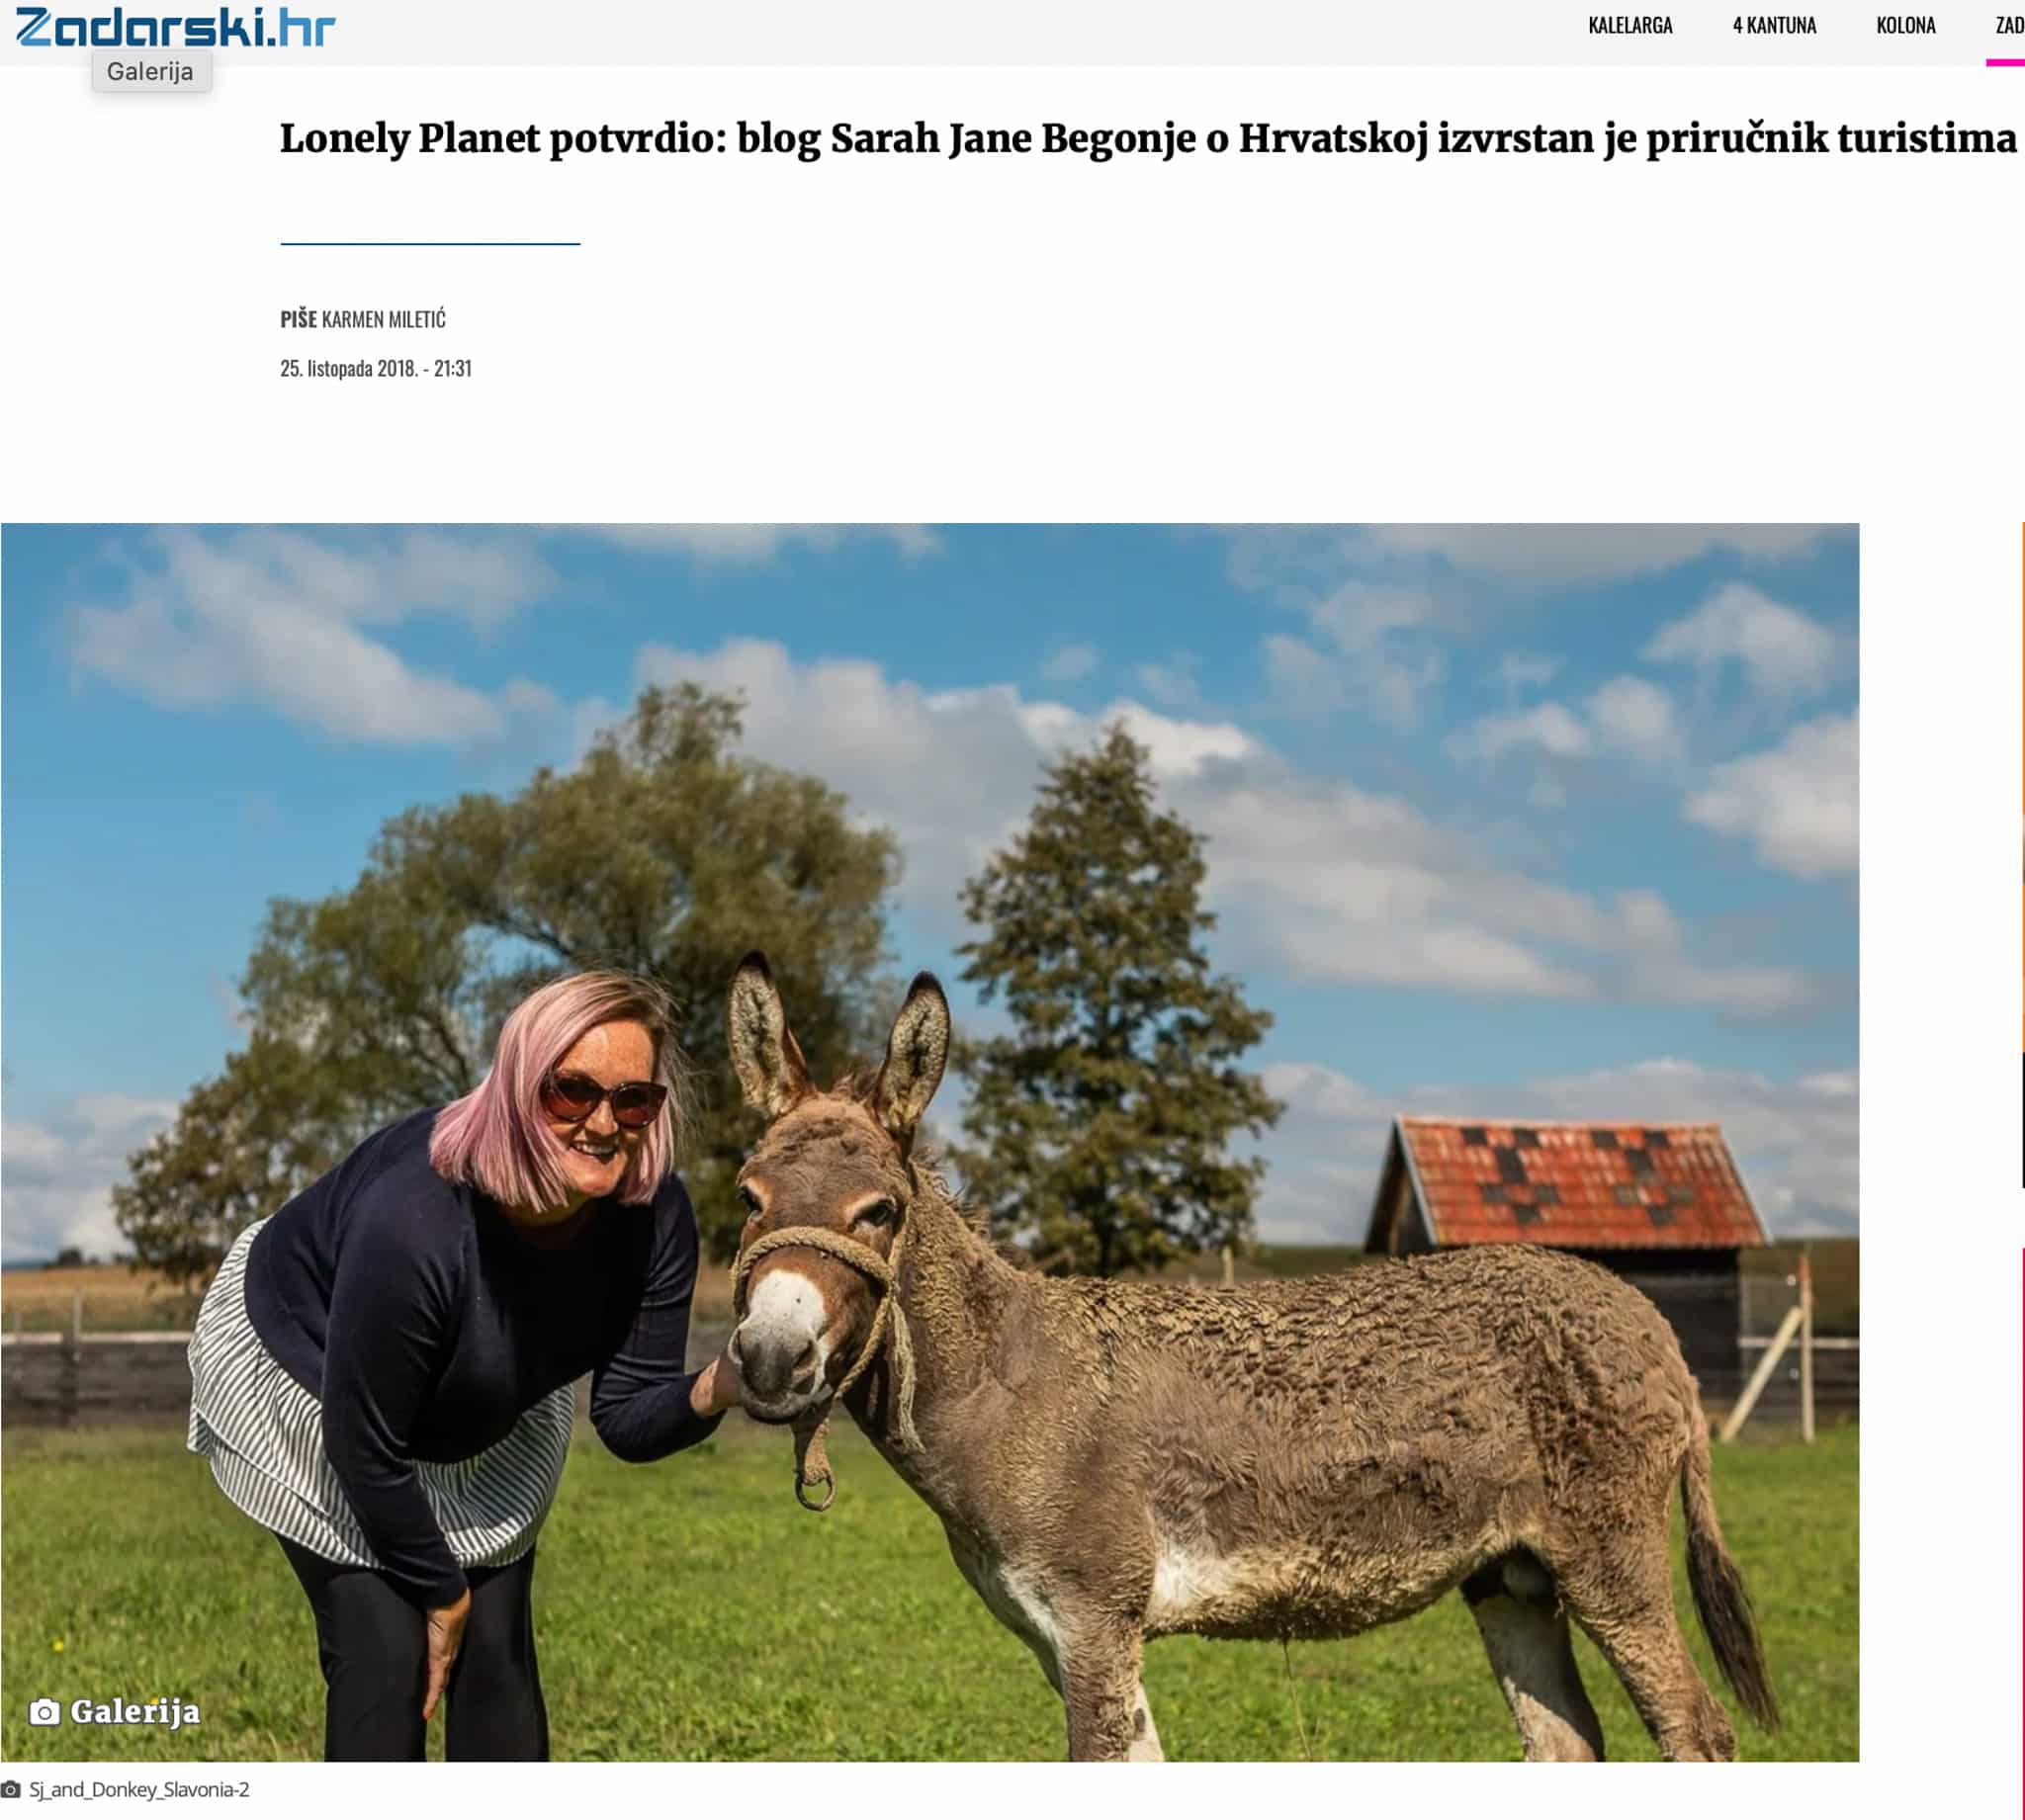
[422,1588,472,1721]
[689,1346,744,1417]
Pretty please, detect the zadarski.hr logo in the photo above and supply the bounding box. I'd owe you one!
[15,5,333,44]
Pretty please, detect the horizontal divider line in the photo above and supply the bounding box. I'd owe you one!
[280,240,581,247]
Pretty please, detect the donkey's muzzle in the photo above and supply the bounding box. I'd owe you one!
[730,1322,821,1409]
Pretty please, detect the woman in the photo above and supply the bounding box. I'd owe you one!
[186,970,741,1761]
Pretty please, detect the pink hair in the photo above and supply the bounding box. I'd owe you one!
[429,970,691,1213]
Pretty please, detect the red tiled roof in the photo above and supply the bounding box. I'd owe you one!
[1382,1116,1768,1251]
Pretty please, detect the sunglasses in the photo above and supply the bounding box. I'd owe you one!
[540,1071,668,1130]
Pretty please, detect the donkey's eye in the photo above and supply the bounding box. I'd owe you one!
[854,1199,898,1228]
[738,1184,761,1215]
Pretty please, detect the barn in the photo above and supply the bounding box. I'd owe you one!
[1364,1117,1769,1396]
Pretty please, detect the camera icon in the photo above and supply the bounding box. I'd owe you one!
[1,1778,20,1798]
[27,1696,61,1725]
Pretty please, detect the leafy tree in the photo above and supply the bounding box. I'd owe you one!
[114,684,899,1288]
[949,723,1282,1276]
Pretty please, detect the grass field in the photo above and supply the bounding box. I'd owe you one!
[1,1417,1855,1762]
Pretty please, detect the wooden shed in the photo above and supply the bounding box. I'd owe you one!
[1365,1116,1770,1395]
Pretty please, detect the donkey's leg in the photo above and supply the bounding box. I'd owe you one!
[1555,1532,1736,1762]
[1057,1625,1157,1762]
[1460,1559,1605,1762]
[1579,1610,1734,1762]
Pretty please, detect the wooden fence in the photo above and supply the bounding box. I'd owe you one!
[1,1323,740,1430]
[1701,1337,1861,1424]
[3,1318,1847,1430]
[2,1332,197,1428]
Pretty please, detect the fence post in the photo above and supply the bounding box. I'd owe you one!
[59,1293,83,1430]
[1221,1245,1235,1288]
[1799,1247,1814,1443]
[1718,1303,1805,1441]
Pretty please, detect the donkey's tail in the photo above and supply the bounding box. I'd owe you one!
[1680,1404,1780,1732]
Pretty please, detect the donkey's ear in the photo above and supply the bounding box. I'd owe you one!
[728,951,812,1120]
[876,972,950,1145]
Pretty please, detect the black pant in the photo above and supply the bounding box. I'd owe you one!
[277,1533,549,1761]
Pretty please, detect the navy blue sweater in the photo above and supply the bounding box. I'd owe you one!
[244,1107,724,1607]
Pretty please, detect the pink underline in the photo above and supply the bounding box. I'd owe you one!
[1989,56,2025,64]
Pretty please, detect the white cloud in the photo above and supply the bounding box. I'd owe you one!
[1249,1056,1857,1245]
[1227,528,1847,737]
[1447,701,1592,762]
[1604,890,1819,1014]
[1497,651,1563,694]
[1643,582,1844,698]
[1686,713,1859,879]
[591,525,941,563]
[1,1094,181,1262]
[64,529,559,744]
[1123,781,1814,1011]
[1260,634,1335,713]
[1587,674,1683,764]
[1306,580,1435,648]
[1102,703,1255,778]
[612,641,1821,1016]
[1360,525,1840,588]
[1227,526,1848,748]
[1134,650,1201,710]
[1449,675,1682,783]
[1040,642,1100,684]
[1221,535,1454,728]
[1254,581,1448,729]
[1247,1061,1396,1244]
[621,639,1260,921]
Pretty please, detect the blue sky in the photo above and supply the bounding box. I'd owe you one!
[0,524,1858,1259]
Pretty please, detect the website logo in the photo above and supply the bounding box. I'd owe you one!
[15,6,333,46]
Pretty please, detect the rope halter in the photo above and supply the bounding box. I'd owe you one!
[729,1217,922,1511]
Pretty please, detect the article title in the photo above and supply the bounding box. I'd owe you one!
[278,117,2021,165]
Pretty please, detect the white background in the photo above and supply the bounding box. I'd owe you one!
[2,40,2020,1808]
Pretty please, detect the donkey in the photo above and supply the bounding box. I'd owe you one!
[723,953,1779,1762]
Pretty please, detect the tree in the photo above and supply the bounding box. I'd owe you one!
[114,684,900,1288]
[949,723,1282,1276]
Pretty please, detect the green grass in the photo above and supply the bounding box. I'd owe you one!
[1,1418,1855,1762]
